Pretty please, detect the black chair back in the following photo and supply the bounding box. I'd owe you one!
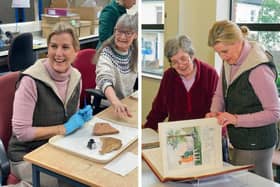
[8,32,35,71]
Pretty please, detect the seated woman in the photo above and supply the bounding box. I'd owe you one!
[97,0,136,48]
[144,35,219,131]
[95,13,138,118]
[7,22,92,187]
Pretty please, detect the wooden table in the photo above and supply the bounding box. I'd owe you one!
[97,96,138,128]
[24,97,138,187]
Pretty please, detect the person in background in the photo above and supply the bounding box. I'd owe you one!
[95,13,137,119]
[206,20,280,180]
[97,0,136,48]
[7,22,92,187]
[144,35,219,131]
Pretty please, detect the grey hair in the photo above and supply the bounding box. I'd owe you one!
[94,13,138,71]
[115,13,138,32]
[164,35,195,62]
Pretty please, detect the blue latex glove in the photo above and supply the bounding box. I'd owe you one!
[78,105,93,122]
[64,112,85,135]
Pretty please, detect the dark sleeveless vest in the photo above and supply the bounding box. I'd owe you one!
[8,69,80,161]
[223,61,277,150]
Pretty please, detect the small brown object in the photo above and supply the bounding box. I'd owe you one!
[93,122,119,136]
[99,137,122,154]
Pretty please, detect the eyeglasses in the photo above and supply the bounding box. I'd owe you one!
[115,29,134,37]
[170,56,192,67]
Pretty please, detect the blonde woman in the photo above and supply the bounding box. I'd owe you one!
[8,22,92,187]
[207,20,280,180]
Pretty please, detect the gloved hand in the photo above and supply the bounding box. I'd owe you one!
[64,112,85,135]
[78,105,93,122]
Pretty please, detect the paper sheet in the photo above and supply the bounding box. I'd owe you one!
[104,152,138,176]
[130,90,138,100]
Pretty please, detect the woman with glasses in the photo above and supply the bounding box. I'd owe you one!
[144,35,219,131]
[206,20,280,180]
[95,13,137,118]
[97,0,136,48]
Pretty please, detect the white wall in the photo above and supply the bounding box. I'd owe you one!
[214,0,230,74]
[142,2,164,24]
[176,0,230,72]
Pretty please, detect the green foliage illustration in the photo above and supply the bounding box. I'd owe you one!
[166,127,202,165]
[167,129,184,150]
[193,127,202,165]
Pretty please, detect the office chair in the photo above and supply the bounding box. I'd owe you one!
[72,48,107,114]
[0,71,20,185]
[8,32,35,71]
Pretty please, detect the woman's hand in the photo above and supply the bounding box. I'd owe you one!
[112,99,132,119]
[216,112,237,127]
[78,105,93,122]
[104,86,132,119]
[64,112,85,135]
[205,112,218,118]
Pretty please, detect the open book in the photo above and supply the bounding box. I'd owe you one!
[142,118,253,182]
[142,128,159,149]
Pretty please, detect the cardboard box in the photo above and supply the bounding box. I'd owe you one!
[50,0,68,8]
[42,14,80,23]
[79,21,91,37]
[46,8,69,16]
[91,20,99,35]
[68,7,101,34]
[68,7,101,22]
[41,14,80,38]
[42,14,80,27]
[41,23,53,38]
[41,22,80,38]
[50,0,88,8]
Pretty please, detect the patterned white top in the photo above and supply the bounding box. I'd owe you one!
[96,46,137,99]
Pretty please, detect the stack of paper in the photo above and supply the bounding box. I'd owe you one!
[142,128,159,149]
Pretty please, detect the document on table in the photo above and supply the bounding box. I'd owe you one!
[104,152,138,176]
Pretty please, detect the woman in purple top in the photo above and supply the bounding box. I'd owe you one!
[144,35,219,131]
[7,22,92,187]
[207,20,280,180]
